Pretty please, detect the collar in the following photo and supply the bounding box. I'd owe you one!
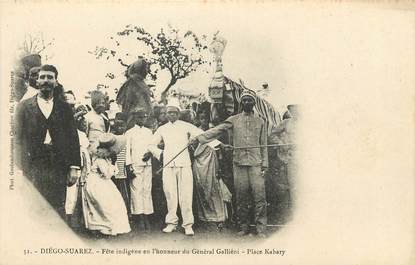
[37,94,54,104]
[100,113,109,120]
[242,111,254,116]
[93,110,108,119]
[168,120,181,125]
[134,124,145,129]
[27,86,37,91]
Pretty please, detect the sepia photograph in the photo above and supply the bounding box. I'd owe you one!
[0,1,414,265]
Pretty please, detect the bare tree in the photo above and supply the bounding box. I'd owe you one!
[18,33,55,60]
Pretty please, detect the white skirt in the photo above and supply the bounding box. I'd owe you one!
[83,172,131,235]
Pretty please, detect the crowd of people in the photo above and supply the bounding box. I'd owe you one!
[14,64,298,240]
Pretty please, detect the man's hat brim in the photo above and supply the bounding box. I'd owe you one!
[96,133,126,155]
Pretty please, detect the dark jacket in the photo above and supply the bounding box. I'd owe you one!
[14,95,81,175]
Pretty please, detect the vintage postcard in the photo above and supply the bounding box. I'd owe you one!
[0,1,414,265]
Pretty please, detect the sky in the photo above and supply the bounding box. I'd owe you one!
[3,2,412,115]
[4,2,314,114]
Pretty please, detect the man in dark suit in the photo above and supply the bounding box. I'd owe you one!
[15,64,81,218]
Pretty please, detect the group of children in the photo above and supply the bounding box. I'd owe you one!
[64,91,156,236]
[65,90,217,237]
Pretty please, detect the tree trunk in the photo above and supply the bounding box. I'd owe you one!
[159,79,177,104]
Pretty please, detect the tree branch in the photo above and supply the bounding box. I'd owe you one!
[91,24,209,101]
[118,58,129,67]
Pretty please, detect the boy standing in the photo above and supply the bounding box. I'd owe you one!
[111,112,131,216]
[125,108,154,232]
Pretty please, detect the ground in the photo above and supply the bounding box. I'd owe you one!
[75,197,292,245]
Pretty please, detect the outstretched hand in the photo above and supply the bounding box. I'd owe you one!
[126,165,137,179]
[142,151,152,162]
[220,143,233,151]
[261,166,268,175]
[189,136,199,146]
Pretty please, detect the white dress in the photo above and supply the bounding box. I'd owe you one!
[83,157,131,235]
[65,130,91,215]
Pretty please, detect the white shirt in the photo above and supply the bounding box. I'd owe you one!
[37,95,54,119]
[20,86,38,101]
[149,120,203,167]
[37,95,54,144]
[125,125,153,167]
[78,130,90,149]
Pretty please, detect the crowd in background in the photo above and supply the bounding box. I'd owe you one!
[14,64,298,239]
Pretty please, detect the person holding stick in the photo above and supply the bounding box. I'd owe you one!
[191,89,268,238]
[148,101,203,236]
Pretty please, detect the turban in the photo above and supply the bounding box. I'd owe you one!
[240,90,256,101]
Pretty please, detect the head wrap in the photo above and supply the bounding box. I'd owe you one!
[90,90,106,108]
[240,89,256,101]
[130,107,148,118]
[29,66,41,77]
[126,57,148,80]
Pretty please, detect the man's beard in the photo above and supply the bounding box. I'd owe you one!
[39,83,54,98]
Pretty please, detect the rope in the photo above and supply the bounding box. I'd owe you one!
[156,143,294,174]
[231,143,294,149]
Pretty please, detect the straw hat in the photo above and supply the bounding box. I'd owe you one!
[91,133,126,157]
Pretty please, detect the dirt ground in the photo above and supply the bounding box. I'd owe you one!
[75,194,292,246]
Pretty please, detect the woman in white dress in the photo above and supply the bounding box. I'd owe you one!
[83,133,131,236]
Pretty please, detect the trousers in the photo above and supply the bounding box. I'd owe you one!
[233,164,267,232]
[162,166,193,228]
[28,146,67,218]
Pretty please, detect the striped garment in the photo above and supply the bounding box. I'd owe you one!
[115,147,127,179]
[224,76,282,134]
